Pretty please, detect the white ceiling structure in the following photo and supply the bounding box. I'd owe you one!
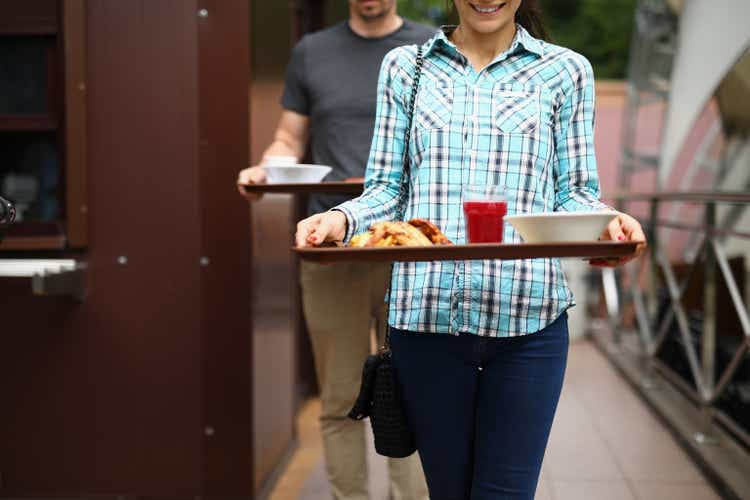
[659,0,750,183]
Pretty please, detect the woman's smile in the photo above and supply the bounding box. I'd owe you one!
[468,2,507,17]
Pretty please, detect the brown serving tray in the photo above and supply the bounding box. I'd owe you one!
[242,182,364,194]
[295,241,638,263]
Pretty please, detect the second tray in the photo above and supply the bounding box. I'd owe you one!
[242,182,364,194]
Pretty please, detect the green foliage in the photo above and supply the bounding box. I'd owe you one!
[541,0,637,79]
[397,0,452,26]
[397,0,637,79]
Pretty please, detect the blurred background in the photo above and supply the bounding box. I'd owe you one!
[1,0,748,498]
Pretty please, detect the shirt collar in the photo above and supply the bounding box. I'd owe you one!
[422,23,544,61]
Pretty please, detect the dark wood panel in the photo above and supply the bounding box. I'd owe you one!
[0,0,58,34]
[0,0,204,497]
[197,0,255,496]
[0,234,65,250]
[0,114,58,131]
[63,0,88,247]
[83,0,204,495]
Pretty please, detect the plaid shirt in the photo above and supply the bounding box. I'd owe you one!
[335,25,609,337]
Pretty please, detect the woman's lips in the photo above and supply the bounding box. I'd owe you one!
[469,2,506,16]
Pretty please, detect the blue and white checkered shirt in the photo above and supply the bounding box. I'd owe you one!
[335,25,609,337]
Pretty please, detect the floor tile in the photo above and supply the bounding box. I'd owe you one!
[552,479,637,500]
[534,480,553,500]
[631,481,721,500]
[544,388,623,481]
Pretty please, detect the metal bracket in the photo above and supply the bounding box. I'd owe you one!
[0,259,86,301]
[32,266,86,302]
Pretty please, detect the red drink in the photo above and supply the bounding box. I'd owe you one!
[463,200,508,243]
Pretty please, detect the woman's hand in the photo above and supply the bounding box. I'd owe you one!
[590,211,647,267]
[237,166,268,201]
[296,210,348,248]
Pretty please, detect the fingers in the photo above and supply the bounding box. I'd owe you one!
[295,218,315,248]
[249,167,267,185]
[592,213,648,267]
[296,214,325,248]
[237,167,267,202]
[308,218,332,246]
[237,166,267,185]
[295,212,347,247]
[617,213,648,259]
[607,216,627,242]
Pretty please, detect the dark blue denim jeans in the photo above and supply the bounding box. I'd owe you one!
[390,312,569,500]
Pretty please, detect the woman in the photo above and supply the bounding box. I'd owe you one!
[296,1,646,498]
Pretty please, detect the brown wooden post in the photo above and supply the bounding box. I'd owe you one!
[197,0,254,495]
[0,0,256,496]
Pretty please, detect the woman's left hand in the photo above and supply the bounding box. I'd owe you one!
[590,211,647,267]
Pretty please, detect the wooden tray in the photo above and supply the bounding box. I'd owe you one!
[242,182,364,194]
[295,241,638,263]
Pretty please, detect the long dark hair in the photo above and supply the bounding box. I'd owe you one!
[515,0,550,41]
[446,1,551,42]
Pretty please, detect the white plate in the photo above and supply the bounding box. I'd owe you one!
[505,211,618,243]
[263,164,333,184]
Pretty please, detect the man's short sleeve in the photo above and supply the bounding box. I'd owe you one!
[280,39,310,115]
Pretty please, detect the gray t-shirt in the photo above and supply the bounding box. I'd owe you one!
[281,20,436,215]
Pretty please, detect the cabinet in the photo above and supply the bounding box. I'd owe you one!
[0,0,86,251]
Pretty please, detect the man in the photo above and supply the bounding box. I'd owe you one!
[237,1,434,499]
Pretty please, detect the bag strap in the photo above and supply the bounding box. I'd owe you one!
[394,46,424,223]
[382,46,424,352]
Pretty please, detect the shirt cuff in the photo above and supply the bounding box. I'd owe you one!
[331,205,358,244]
[556,195,612,213]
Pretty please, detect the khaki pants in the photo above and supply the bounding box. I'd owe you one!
[300,261,428,500]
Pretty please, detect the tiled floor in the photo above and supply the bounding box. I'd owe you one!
[271,340,721,500]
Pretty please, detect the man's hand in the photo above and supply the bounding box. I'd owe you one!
[236,110,309,202]
[237,166,268,202]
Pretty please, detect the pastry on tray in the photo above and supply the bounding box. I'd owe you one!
[349,219,453,247]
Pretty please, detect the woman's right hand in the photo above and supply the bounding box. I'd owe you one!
[296,210,348,247]
[237,166,268,201]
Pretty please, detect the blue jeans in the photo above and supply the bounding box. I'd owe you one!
[390,313,569,500]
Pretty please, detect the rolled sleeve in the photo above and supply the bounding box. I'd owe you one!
[553,54,610,213]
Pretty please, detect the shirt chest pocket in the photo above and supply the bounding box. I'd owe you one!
[413,80,453,131]
[493,84,542,135]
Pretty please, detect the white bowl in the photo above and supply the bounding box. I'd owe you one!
[505,211,618,243]
[263,155,297,166]
[264,164,332,184]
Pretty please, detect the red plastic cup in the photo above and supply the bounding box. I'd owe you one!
[463,185,507,243]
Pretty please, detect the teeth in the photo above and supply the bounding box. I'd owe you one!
[473,4,501,13]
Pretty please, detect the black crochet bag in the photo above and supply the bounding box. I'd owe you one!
[348,330,415,457]
[347,47,424,459]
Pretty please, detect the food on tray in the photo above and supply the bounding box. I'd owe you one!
[349,219,453,247]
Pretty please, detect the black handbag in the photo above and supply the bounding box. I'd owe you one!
[347,47,424,459]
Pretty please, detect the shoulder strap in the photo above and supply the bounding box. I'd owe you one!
[383,46,424,352]
[394,46,424,223]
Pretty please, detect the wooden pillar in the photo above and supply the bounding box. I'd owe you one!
[0,0,254,496]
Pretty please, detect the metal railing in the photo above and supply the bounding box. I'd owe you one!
[604,191,750,448]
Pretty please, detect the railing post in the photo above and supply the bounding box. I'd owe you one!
[695,202,719,445]
[702,202,717,398]
[648,199,660,324]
